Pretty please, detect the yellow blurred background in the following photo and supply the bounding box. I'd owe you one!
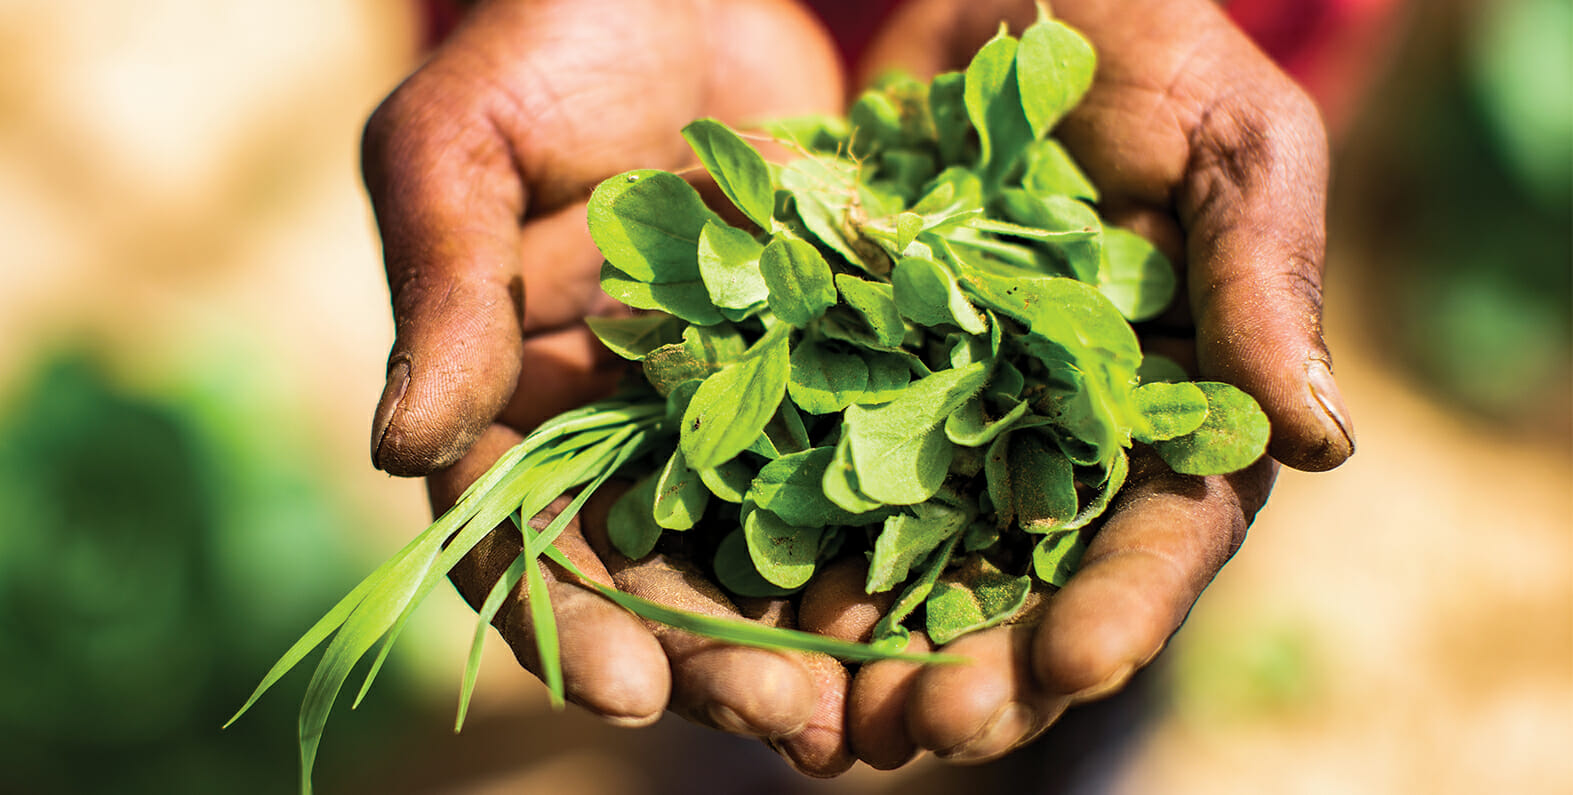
[0,1,1567,793]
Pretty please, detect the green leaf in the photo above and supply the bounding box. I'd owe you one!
[1099,226,1176,321]
[1016,16,1096,138]
[586,313,685,361]
[458,432,642,729]
[697,221,769,313]
[760,236,838,326]
[600,262,723,326]
[964,27,1032,187]
[844,362,989,505]
[954,270,1142,468]
[680,323,791,470]
[1131,381,1208,443]
[822,433,885,514]
[1153,382,1270,475]
[945,395,1029,447]
[608,472,663,559]
[925,556,1032,644]
[866,499,971,593]
[928,71,971,165]
[1137,353,1190,384]
[1062,448,1129,532]
[788,339,869,414]
[997,189,1101,281]
[871,534,961,647]
[642,326,734,397]
[588,169,721,283]
[762,113,850,152]
[1009,431,1079,532]
[744,506,823,589]
[834,274,906,347]
[1021,138,1099,202]
[748,447,840,525]
[698,457,753,503]
[683,118,777,230]
[891,255,988,334]
[714,529,798,597]
[849,89,905,157]
[1032,529,1088,587]
[653,446,709,530]
[779,157,867,269]
[862,351,917,402]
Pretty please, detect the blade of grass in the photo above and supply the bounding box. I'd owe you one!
[296,529,448,794]
[349,426,638,706]
[530,537,967,665]
[225,476,487,728]
[455,427,651,727]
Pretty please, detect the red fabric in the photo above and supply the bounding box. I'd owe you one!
[1225,0,1406,134]
[420,0,467,49]
[801,0,906,70]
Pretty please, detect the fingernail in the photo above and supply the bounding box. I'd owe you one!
[936,702,1038,762]
[371,359,410,470]
[1069,662,1134,704]
[1306,358,1355,458]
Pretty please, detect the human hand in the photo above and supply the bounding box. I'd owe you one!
[795,0,1355,766]
[361,0,861,774]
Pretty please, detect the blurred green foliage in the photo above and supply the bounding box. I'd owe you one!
[1350,0,1571,421]
[0,350,419,793]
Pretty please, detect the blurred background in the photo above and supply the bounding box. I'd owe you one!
[0,1,1567,793]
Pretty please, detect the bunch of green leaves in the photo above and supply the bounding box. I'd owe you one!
[588,10,1268,650]
[235,10,1269,792]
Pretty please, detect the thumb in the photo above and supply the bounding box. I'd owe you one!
[362,72,526,476]
[1180,75,1355,472]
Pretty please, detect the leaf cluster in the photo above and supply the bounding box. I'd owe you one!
[587,12,1269,649]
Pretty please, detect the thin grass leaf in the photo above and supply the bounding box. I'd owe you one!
[514,427,650,713]
[222,527,429,728]
[350,423,653,707]
[530,537,965,665]
[455,553,528,731]
[296,531,447,794]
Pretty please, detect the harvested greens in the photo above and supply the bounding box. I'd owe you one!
[234,11,1269,792]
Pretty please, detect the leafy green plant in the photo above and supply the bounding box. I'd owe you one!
[233,10,1269,791]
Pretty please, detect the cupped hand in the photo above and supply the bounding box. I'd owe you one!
[361,0,858,775]
[818,0,1353,767]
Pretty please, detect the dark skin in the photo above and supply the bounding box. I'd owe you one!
[361,0,1354,776]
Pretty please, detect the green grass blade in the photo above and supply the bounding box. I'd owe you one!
[349,431,631,706]
[348,466,540,708]
[224,503,467,729]
[532,540,966,665]
[369,422,656,725]
[514,427,651,713]
[521,539,562,708]
[297,531,447,794]
[455,552,529,731]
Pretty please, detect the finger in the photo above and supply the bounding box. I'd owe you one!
[1031,452,1277,700]
[768,646,856,778]
[499,324,626,436]
[848,633,933,770]
[1173,24,1354,472]
[730,594,857,776]
[362,64,527,477]
[797,557,898,642]
[430,424,670,725]
[576,506,818,740]
[907,625,1067,763]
